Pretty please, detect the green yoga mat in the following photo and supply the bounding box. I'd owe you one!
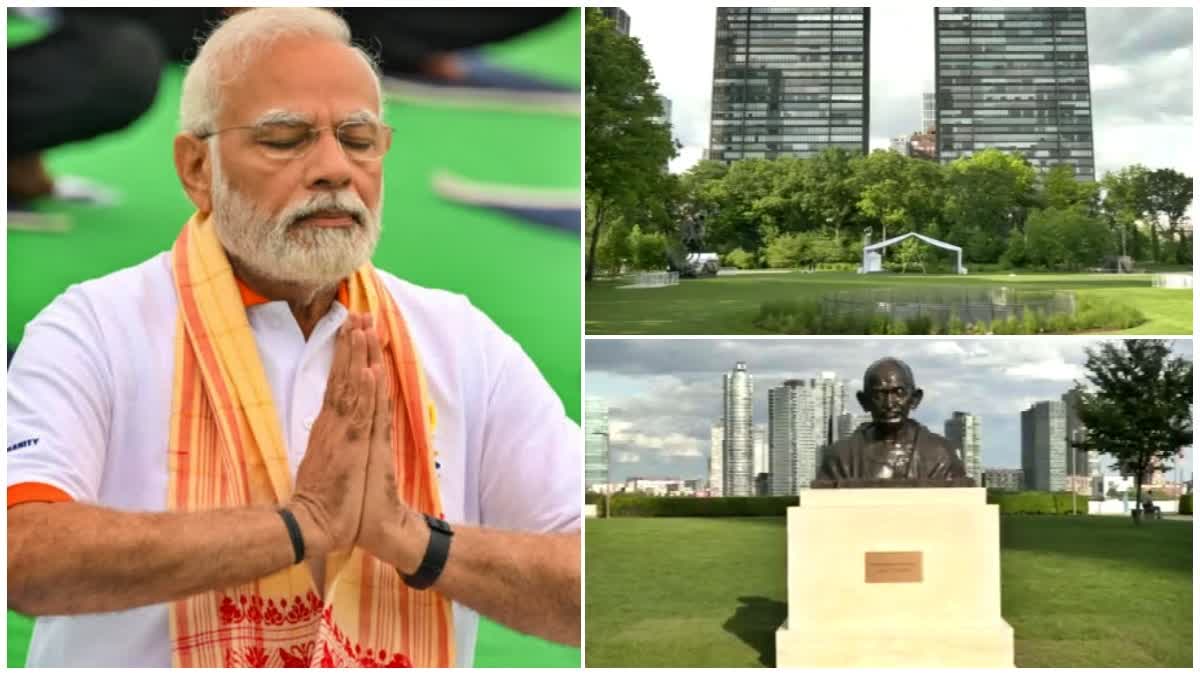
[7,10,580,668]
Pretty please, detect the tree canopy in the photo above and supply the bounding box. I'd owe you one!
[1071,340,1193,523]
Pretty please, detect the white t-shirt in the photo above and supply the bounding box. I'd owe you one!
[6,252,581,667]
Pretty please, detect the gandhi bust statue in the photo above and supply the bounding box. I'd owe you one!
[814,357,970,486]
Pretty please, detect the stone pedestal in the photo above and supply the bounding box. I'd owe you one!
[775,488,1014,668]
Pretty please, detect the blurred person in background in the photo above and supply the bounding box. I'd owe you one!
[7,8,580,668]
[7,8,164,203]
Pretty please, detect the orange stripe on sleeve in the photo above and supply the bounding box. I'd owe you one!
[8,482,74,509]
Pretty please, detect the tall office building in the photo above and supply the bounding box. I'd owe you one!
[1021,400,1067,491]
[599,7,631,36]
[814,371,847,449]
[709,422,725,496]
[836,411,872,441]
[768,374,848,495]
[922,91,936,133]
[723,362,754,496]
[1060,387,1097,477]
[944,411,982,480]
[709,7,870,162]
[585,398,610,489]
[934,7,1095,180]
[753,423,769,476]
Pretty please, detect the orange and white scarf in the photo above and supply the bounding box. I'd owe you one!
[166,213,454,667]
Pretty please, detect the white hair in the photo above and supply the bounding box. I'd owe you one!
[179,8,382,135]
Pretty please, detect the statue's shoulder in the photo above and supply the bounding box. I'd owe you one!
[914,423,957,456]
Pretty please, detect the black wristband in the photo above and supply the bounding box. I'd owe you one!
[278,507,305,564]
[401,514,453,590]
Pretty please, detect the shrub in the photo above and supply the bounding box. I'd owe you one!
[987,490,1088,515]
[1179,493,1192,516]
[607,494,799,517]
[725,247,756,269]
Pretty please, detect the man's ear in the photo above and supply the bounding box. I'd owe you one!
[174,133,213,214]
[856,390,870,412]
[909,388,924,412]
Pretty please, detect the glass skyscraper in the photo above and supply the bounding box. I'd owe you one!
[723,362,754,497]
[767,373,848,495]
[1021,400,1067,491]
[584,398,610,489]
[934,7,1095,180]
[944,411,982,480]
[709,7,870,162]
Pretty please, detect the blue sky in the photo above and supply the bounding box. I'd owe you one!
[585,338,1193,484]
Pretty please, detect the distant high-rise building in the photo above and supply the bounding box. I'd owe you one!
[768,373,848,495]
[890,134,913,156]
[709,422,725,496]
[982,468,1024,490]
[922,91,936,133]
[723,362,754,496]
[585,398,610,489]
[599,7,631,35]
[656,94,673,126]
[944,411,982,480]
[753,423,769,476]
[709,7,870,163]
[1060,387,1096,477]
[835,411,872,441]
[934,7,1095,180]
[1021,400,1067,491]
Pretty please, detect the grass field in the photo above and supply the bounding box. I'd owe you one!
[584,516,1193,668]
[585,271,1193,335]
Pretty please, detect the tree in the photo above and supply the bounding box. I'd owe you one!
[1071,341,1193,524]
[1145,168,1193,264]
[584,9,676,281]
[943,149,1037,262]
[1041,164,1100,213]
[1024,207,1111,271]
[1100,165,1152,261]
[893,236,928,273]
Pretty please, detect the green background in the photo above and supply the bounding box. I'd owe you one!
[7,10,581,668]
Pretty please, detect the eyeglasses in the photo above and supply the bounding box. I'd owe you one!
[196,120,393,162]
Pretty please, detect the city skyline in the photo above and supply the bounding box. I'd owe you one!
[585,339,1193,484]
[625,4,1192,195]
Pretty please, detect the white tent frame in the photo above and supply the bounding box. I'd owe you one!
[862,231,966,275]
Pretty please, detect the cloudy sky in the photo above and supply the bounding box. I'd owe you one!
[626,4,1194,180]
[585,338,1193,483]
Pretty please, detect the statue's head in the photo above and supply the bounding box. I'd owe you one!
[856,357,923,430]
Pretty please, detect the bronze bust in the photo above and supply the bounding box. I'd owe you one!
[814,357,971,487]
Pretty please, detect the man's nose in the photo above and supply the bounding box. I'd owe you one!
[304,130,353,191]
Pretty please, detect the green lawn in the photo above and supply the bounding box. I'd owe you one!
[584,516,1193,668]
[585,271,1193,335]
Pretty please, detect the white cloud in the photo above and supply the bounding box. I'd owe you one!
[1091,64,1132,91]
[614,451,641,463]
[1004,361,1086,382]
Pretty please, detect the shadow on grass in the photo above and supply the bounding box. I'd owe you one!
[999,516,1192,574]
[722,596,787,667]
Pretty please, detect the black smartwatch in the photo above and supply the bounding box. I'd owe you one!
[401,513,454,590]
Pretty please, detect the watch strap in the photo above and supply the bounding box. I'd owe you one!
[401,513,453,590]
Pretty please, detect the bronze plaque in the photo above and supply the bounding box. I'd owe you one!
[864,551,923,583]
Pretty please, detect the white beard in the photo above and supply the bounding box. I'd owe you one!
[208,143,383,288]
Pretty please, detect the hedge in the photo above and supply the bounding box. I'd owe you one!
[606,495,798,518]
[1180,493,1192,516]
[986,490,1089,515]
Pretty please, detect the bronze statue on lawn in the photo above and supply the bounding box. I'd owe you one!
[814,357,972,487]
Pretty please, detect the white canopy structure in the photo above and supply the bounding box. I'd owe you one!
[860,232,966,275]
